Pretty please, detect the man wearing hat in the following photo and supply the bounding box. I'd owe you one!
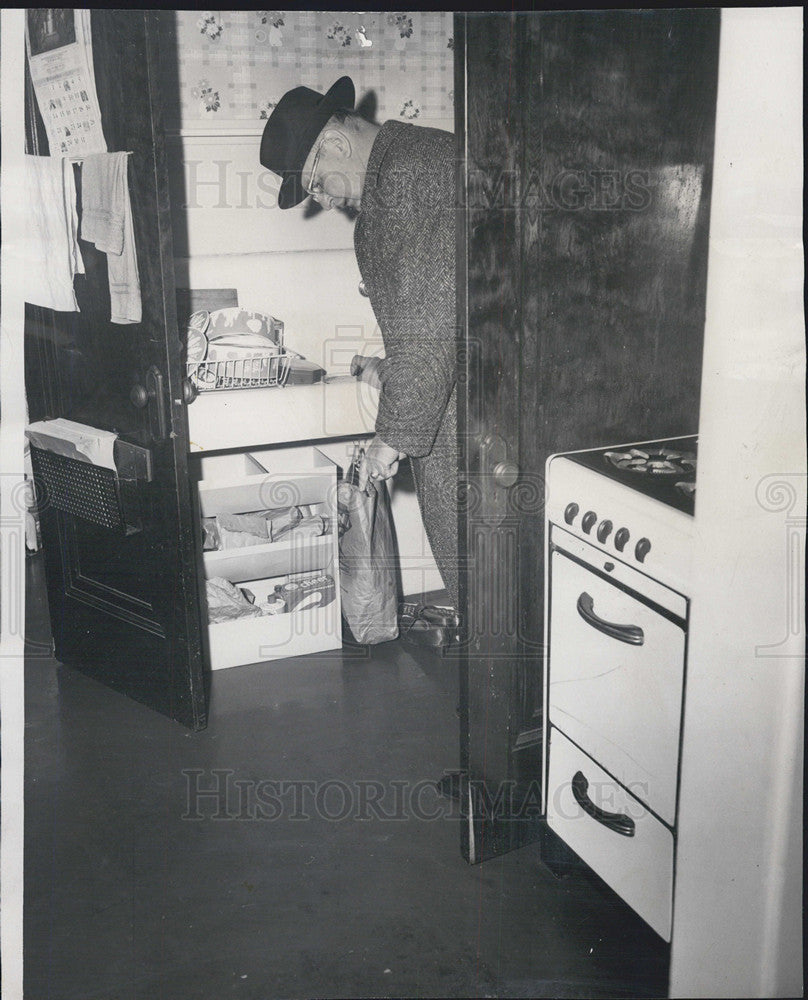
[260,77,458,611]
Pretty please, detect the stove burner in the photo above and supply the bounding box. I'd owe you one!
[604,447,697,477]
[563,435,698,516]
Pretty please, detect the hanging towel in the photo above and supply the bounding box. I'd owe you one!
[80,152,126,254]
[80,152,142,324]
[24,155,85,312]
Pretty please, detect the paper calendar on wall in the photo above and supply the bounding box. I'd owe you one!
[25,8,107,156]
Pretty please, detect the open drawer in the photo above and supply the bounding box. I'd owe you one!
[190,446,342,669]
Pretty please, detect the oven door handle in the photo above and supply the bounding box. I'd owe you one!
[572,771,636,837]
[576,592,644,645]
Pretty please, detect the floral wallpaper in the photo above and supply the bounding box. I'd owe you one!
[161,10,454,128]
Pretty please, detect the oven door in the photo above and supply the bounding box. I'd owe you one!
[547,543,686,826]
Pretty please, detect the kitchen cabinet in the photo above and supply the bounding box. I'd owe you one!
[184,368,379,671]
[192,446,342,670]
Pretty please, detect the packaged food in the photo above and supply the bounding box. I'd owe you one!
[278,574,335,612]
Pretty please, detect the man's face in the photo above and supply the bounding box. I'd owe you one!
[300,127,364,212]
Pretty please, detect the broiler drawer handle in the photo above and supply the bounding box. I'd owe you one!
[572,770,636,837]
[576,592,644,645]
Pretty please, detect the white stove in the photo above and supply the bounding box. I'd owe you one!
[542,434,697,942]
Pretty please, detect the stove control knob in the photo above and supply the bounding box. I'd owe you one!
[581,510,597,534]
[596,519,613,543]
[614,527,630,551]
[564,502,579,525]
[635,537,652,563]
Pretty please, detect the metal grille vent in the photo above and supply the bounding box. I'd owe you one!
[30,446,124,531]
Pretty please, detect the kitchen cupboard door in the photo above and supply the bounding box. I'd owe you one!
[456,10,719,861]
[24,11,207,729]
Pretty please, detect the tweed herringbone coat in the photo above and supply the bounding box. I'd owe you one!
[354,121,458,607]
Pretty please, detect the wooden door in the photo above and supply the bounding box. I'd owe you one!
[24,11,206,730]
[456,10,720,861]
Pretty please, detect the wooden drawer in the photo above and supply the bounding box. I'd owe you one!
[191,446,342,670]
[546,727,674,941]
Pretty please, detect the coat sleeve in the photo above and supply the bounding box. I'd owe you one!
[373,208,456,459]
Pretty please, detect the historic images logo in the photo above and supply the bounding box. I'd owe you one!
[181,770,649,824]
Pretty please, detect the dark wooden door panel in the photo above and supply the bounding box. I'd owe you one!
[458,10,719,862]
[25,11,206,729]
[65,517,173,627]
[532,9,717,448]
[458,12,546,862]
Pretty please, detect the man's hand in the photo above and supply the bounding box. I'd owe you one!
[350,354,384,391]
[358,435,406,491]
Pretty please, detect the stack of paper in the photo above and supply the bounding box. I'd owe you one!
[25,418,118,472]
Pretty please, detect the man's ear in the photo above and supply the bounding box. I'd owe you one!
[320,127,352,160]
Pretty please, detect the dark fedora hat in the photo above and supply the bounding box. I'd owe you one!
[259,76,356,209]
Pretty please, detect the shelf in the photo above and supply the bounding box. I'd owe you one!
[203,533,333,584]
[206,600,341,670]
[191,446,342,669]
[194,448,337,516]
[187,378,378,453]
[198,471,334,518]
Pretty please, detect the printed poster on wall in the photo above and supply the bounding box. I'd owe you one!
[25,8,107,156]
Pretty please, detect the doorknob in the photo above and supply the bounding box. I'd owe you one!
[129,366,169,441]
[480,433,518,526]
[493,460,520,489]
[182,378,199,404]
[130,383,150,408]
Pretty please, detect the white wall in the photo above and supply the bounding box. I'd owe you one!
[669,9,804,998]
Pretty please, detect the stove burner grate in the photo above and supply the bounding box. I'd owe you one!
[603,447,697,477]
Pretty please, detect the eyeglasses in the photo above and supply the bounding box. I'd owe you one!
[305,140,323,196]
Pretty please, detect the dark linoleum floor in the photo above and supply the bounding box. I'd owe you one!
[24,552,668,999]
